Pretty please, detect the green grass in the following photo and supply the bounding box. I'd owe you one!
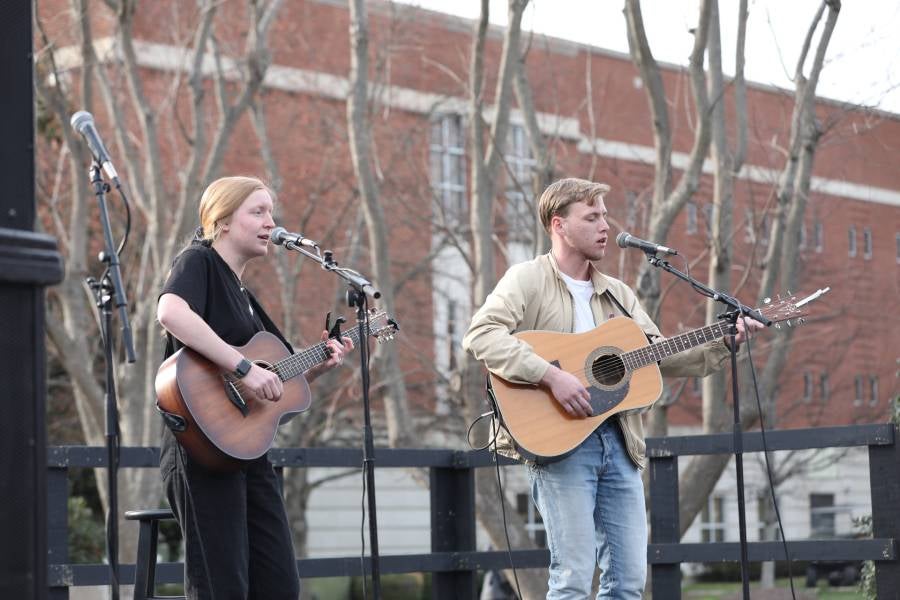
[682,578,862,599]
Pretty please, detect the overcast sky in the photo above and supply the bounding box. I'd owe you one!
[395,0,900,116]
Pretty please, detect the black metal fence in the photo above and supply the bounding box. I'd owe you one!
[647,423,899,599]
[47,446,548,599]
[48,423,899,598]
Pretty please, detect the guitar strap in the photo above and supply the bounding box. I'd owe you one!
[603,288,632,319]
[603,288,656,346]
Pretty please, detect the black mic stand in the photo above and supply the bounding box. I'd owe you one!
[642,251,770,600]
[278,240,383,599]
[84,163,136,600]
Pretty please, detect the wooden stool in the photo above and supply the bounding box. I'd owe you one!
[124,509,184,600]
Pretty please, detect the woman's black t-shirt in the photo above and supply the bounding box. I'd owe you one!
[161,244,266,353]
[158,242,292,471]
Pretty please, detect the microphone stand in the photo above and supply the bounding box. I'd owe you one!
[642,251,769,600]
[278,240,383,600]
[84,163,136,600]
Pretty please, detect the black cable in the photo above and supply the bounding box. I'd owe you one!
[359,460,368,600]
[739,312,798,599]
[490,416,524,600]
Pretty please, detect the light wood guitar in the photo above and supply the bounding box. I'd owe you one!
[155,309,398,471]
[487,290,827,461]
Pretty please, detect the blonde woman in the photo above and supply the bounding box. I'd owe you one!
[157,176,351,599]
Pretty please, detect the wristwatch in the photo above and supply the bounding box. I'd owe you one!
[233,357,253,379]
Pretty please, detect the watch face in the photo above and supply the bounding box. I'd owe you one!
[235,359,251,377]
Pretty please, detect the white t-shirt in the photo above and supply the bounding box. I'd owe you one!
[559,271,596,333]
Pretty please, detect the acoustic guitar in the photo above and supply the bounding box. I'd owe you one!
[155,309,398,471]
[487,290,828,462]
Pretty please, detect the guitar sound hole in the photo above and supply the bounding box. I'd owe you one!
[592,354,625,386]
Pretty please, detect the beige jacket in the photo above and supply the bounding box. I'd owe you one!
[462,253,730,468]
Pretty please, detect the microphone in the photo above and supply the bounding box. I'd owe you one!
[271,226,319,249]
[70,111,119,182]
[616,232,678,255]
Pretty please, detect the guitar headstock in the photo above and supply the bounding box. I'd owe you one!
[364,308,399,343]
[759,287,830,328]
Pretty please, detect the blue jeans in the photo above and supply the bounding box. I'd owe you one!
[528,420,647,599]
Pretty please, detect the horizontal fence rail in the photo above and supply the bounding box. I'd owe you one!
[47,446,545,600]
[646,423,899,599]
[48,423,898,598]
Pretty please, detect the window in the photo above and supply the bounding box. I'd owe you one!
[703,203,714,239]
[686,201,698,235]
[798,221,807,250]
[870,376,879,407]
[803,371,813,403]
[819,373,830,402]
[516,493,546,547]
[814,221,824,253]
[854,375,864,407]
[810,493,836,537]
[504,124,537,265]
[744,208,769,246]
[757,497,781,541]
[700,495,726,543]
[429,114,466,228]
[863,227,873,260]
[848,226,857,257]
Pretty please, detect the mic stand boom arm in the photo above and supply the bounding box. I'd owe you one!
[643,251,765,600]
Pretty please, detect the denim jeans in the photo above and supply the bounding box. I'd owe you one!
[528,420,647,599]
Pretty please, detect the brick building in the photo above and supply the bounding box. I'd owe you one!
[38,0,899,569]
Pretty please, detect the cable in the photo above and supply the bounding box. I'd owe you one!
[490,416,524,600]
[359,459,368,600]
[739,311,798,599]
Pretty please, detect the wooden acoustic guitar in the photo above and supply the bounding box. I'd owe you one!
[155,309,398,471]
[487,290,827,462]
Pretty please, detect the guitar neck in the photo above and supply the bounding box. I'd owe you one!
[623,320,732,370]
[272,325,365,382]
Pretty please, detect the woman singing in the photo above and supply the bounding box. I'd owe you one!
[157,176,352,599]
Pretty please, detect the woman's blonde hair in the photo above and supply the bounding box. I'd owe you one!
[197,176,275,243]
[538,178,611,232]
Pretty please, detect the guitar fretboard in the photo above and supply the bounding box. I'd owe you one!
[271,325,366,381]
[621,320,731,371]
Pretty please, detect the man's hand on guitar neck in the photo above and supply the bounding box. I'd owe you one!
[726,317,767,350]
[541,365,593,418]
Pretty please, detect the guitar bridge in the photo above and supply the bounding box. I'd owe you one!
[224,378,250,417]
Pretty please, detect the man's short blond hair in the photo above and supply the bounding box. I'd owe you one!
[538,178,611,231]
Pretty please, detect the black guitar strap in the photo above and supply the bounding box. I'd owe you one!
[603,288,633,319]
[603,288,657,350]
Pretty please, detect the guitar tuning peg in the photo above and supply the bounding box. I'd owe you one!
[764,297,771,304]
[774,323,782,330]
[786,319,793,327]
[798,317,805,325]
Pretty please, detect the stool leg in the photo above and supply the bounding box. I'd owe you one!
[133,519,155,600]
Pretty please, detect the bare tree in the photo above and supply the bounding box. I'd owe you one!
[34,0,285,560]
[675,0,842,535]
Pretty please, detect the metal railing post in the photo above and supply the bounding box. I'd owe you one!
[430,455,477,598]
[649,454,681,599]
[869,423,899,597]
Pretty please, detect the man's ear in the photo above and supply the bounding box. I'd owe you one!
[550,214,565,236]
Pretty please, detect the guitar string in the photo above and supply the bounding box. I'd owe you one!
[563,321,732,382]
[223,319,386,398]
